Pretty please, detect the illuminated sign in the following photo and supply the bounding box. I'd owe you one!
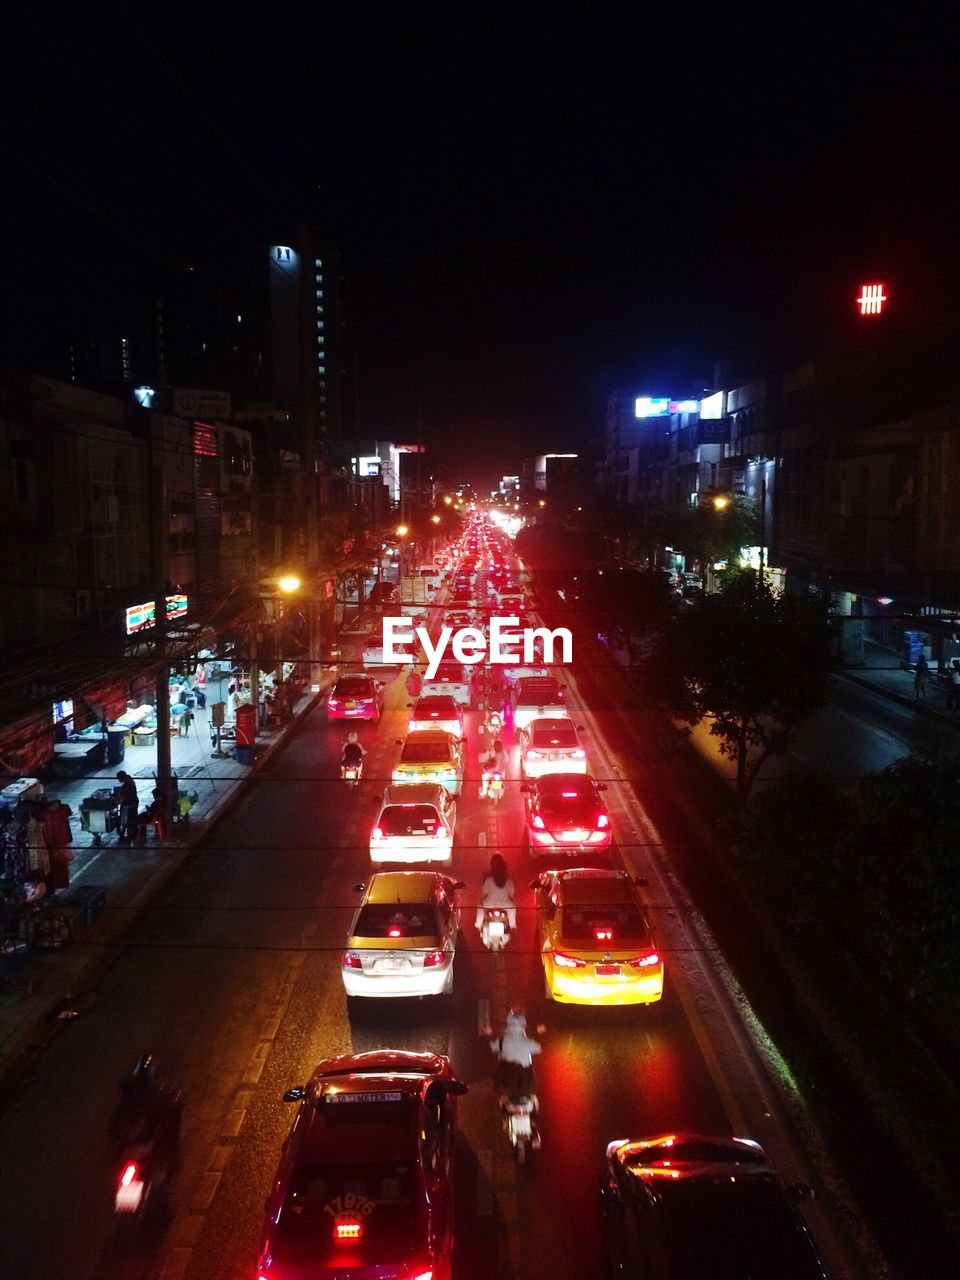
[133,386,156,408]
[272,245,295,263]
[351,455,382,477]
[857,283,887,316]
[699,391,724,420]
[635,397,700,418]
[125,595,189,636]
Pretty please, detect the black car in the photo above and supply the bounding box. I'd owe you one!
[600,1133,828,1279]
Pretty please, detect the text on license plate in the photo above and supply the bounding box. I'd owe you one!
[346,701,357,709]
[378,959,408,972]
[596,964,620,976]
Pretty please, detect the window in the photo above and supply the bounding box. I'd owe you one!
[316,288,324,298]
[318,364,325,373]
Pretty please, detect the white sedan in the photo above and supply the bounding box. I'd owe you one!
[519,717,587,779]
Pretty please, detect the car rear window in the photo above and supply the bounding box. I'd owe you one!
[379,805,443,836]
[540,792,596,823]
[335,679,374,697]
[275,1159,416,1256]
[354,903,440,937]
[414,697,458,717]
[427,664,465,684]
[531,723,577,747]
[517,680,560,703]
[560,903,647,942]
[400,739,454,764]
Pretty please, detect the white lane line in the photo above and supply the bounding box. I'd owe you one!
[478,830,487,847]
[220,1108,246,1138]
[478,997,491,1036]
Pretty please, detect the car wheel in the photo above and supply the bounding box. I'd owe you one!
[442,963,454,995]
[543,971,553,1001]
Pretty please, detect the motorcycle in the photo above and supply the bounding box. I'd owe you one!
[481,906,510,951]
[482,710,504,737]
[502,1093,539,1163]
[486,770,504,801]
[341,759,363,785]
[113,1087,183,1218]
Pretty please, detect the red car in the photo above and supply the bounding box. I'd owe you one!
[522,772,612,857]
[257,1050,467,1280]
[327,676,385,721]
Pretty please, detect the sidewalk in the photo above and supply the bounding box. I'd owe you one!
[837,639,960,725]
[0,666,342,1085]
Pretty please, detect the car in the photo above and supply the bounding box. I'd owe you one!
[259,1049,467,1280]
[342,871,464,998]
[531,867,664,1005]
[600,1133,828,1279]
[408,694,465,740]
[326,676,385,721]
[510,675,568,732]
[393,730,464,796]
[519,717,587,778]
[522,773,611,856]
[362,632,415,670]
[420,661,472,709]
[370,784,456,865]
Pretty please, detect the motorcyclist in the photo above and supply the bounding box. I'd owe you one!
[479,737,507,798]
[110,1054,181,1175]
[475,853,516,931]
[490,1007,541,1104]
[341,731,366,773]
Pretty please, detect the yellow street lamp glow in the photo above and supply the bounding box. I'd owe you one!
[538,499,546,508]
[277,575,301,593]
[395,524,409,537]
[712,495,730,511]
[443,495,453,505]
[430,514,441,524]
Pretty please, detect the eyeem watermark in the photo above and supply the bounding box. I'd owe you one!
[382,616,573,679]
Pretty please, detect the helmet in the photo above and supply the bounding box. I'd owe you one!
[504,1006,527,1033]
[493,739,504,753]
[347,731,359,742]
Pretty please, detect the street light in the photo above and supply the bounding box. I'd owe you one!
[277,574,301,594]
[430,514,441,524]
[395,524,409,537]
[712,495,729,511]
[443,495,453,506]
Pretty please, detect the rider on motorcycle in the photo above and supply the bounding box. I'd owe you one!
[479,737,507,798]
[341,731,366,773]
[490,1007,541,1103]
[475,853,517,931]
[110,1053,182,1179]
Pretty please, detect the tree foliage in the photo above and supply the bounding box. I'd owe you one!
[643,574,833,799]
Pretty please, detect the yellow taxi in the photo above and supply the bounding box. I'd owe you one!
[393,730,464,796]
[531,867,664,1006]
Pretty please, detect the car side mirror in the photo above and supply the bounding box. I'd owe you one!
[446,1080,469,1096]
[529,878,542,890]
[598,783,608,791]
[353,882,366,893]
[791,1182,816,1203]
[633,875,649,887]
[282,1087,305,1102]
[406,702,414,708]
[395,738,403,746]
[453,880,466,890]
[519,783,529,792]
[577,723,585,731]
[559,684,567,690]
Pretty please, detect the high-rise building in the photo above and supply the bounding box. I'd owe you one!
[268,232,343,460]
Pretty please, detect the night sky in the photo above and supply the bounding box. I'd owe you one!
[2,7,958,486]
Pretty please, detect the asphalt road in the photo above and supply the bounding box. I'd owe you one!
[0,555,870,1280]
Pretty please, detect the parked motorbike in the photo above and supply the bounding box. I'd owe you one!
[481,906,510,951]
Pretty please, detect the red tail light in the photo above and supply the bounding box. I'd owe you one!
[595,928,613,942]
[596,813,609,829]
[423,950,444,967]
[388,927,403,937]
[343,952,362,969]
[371,826,384,840]
[627,950,661,968]
[531,814,546,829]
[553,951,586,968]
[119,1161,138,1188]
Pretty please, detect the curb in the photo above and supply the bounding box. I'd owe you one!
[835,668,960,727]
[0,686,327,1091]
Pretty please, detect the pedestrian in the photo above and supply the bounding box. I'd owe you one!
[947,659,960,712]
[914,652,930,701]
[115,770,139,844]
[179,705,194,737]
[405,666,423,698]
[41,798,74,893]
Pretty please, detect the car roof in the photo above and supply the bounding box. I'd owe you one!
[555,868,636,904]
[381,783,449,807]
[537,772,596,793]
[414,694,460,709]
[516,676,560,693]
[402,729,456,743]
[366,870,448,903]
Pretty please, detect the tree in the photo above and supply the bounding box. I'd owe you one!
[643,574,833,800]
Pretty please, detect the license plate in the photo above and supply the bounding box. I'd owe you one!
[378,958,407,972]
[561,831,586,842]
[346,701,357,709]
[548,753,559,761]
[488,920,505,938]
[596,964,620,976]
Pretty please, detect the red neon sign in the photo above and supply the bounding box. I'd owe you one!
[857,283,887,316]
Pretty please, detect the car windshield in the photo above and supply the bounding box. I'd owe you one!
[414,698,458,718]
[560,903,647,942]
[335,679,374,697]
[401,739,453,764]
[379,806,443,836]
[656,1176,822,1278]
[531,723,578,747]
[354,903,440,937]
